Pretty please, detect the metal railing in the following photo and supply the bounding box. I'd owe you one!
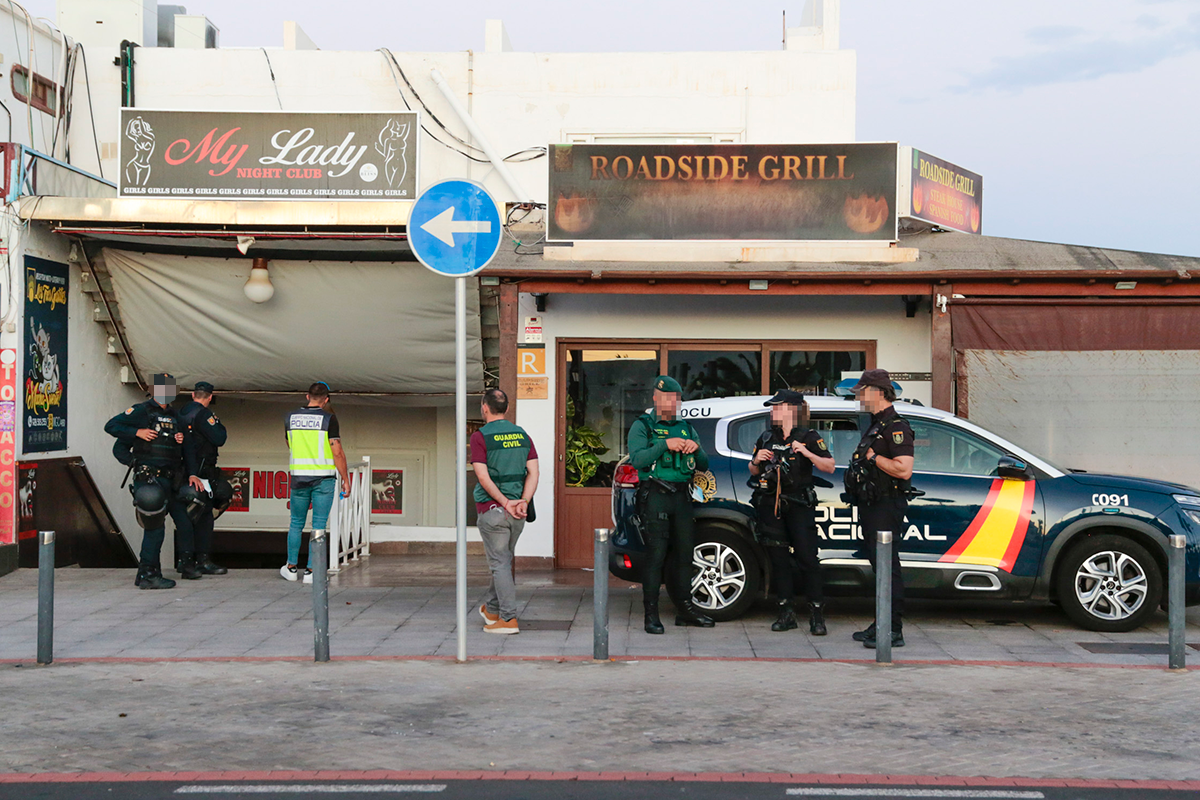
[329,456,371,572]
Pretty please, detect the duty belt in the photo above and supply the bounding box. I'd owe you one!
[135,464,175,481]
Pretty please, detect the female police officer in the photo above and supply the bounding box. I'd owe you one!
[749,390,835,634]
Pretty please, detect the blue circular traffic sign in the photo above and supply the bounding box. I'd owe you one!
[408,179,503,277]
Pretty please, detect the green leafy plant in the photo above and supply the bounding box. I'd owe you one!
[565,397,610,486]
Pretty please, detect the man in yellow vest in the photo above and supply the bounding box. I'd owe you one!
[283,381,350,584]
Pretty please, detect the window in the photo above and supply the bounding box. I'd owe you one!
[565,349,660,487]
[12,65,59,116]
[909,419,1007,477]
[727,412,860,466]
[769,350,867,395]
[668,349,762,401]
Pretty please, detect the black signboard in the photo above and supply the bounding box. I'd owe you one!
[23,256,67,453]
[548,142,898,241]
[119,109,420,200]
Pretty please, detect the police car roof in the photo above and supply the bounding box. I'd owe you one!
[678,395,951,420]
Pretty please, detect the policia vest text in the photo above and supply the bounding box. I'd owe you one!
[287,407,337,479]
[472,420,532,504]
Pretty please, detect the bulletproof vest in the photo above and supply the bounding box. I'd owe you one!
[180,402,218,471]
[851,416,911,499]
[472,420,531,504]
[130,404,182,467]
[753,427,815,497]
[636,414,698,484]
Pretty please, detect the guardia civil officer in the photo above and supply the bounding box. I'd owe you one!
[627,375,715,634]
[748,390,835,635]
[844,369,915,649]
[178,381,231,576]
[104,373,199,589]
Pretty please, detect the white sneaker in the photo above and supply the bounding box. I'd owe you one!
[280,564,299,582]
[303,568,314,585]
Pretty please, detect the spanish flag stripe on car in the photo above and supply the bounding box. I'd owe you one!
[939,479,1036,573]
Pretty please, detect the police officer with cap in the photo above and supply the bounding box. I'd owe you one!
[845,369,914,648]
[104,373,199,589]
[749,389,835,635]
[627,375,715,634]
[178,381,230,576]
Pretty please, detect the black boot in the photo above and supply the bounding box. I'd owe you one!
[135,563,176,590]
[808,602,827,636]
[852,622,876,642]
[771,600,798,632]
[863,627,904,649]
[644,600,665,635]
[196,555,228,575]
[177,553,203,580]
[675,599,715,628]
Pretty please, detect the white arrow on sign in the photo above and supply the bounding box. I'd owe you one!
[420,206,493,247]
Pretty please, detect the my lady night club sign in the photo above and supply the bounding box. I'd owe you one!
[23,256,67,453]
[119,109,419,200]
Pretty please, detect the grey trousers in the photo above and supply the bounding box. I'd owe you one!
[478,506,525,621]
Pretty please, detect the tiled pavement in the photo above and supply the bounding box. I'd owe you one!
[2,557,1198,666]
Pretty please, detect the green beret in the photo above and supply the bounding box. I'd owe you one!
[653,375,682,394]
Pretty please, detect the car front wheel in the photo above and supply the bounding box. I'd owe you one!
[667,525,762,622]
[1056,534,1163,632]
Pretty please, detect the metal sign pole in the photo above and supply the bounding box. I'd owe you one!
[455,275,468,663]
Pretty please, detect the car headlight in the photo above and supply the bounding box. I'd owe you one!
[1185,509,1200,526]
[1173,494,1200,508]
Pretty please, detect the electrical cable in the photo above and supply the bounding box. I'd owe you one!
[380,48,485,154]
[75,44,104,180]
[377,48,489,163]
[261,47,283,110]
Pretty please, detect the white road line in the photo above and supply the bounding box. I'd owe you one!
[785,791,1045,799]
[174,786,447,795]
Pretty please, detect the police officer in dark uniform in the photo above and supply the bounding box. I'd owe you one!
[749,390,835,635]
[627,376,715,634]
[104,373,199,589]
[178,381,231,576]
[844,369,915,649]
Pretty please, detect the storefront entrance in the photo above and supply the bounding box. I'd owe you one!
[553,338,874,568]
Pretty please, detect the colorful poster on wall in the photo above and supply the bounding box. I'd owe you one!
[901,148,983,234]
[0,349,17,544]
[118,109,420,201]
[371,470,403,515]
[548,143,898,241]
[16,461,35,542]
[222,467,251,513]
[23,256,67,453]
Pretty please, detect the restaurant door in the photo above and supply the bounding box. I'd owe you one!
[554,339,873,568]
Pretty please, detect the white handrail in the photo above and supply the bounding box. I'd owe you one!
[329,455,371,572]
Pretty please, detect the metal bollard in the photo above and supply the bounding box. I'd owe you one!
[311,528,330,663]
[37,531,55,666]
[1168,534,1186,671]
[594,528,610,661]
[875,530,893,665]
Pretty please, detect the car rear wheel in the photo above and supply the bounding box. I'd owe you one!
[1056,534,1162,632]
[667,525,762,622]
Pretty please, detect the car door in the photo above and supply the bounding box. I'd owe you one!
[901,416,1046,586]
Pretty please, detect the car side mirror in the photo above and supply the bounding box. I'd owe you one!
[997,456,1031,481]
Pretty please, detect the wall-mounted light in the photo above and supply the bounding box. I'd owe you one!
[243,257,275,303]
[532,292,548,312]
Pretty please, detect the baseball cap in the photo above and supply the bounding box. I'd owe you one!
[152,373,175,385]
[852,369,893,392]
[763,389,807,407]
[653,375,683,394]
[193,381,215,393]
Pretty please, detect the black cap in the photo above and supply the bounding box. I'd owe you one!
[853,369,893,392]
[152,373,175,385]
[764,389,807,407]
[194,381,215,393]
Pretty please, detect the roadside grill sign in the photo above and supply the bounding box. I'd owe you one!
[118,109,419,200]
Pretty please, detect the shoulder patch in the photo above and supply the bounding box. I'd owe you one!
[125,407,134,415]
[207,416,218,426]
[893,432,904,444]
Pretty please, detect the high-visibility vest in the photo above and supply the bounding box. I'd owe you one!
[287,406,336,478]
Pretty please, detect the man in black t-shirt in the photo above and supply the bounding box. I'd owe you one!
[847,369,915,649]
[749,390,836,634]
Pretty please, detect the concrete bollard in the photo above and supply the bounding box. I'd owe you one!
[594,528,610,661]
[311,528,330,663]
[1169,534,1186,671]
[37,531,55,666]
[875,530,893,665]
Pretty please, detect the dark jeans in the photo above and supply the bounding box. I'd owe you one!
[192,506,214,555]
[765,503,823,604]
[641,485,695,609]
[860,497,907,629]
[138,476,193,564]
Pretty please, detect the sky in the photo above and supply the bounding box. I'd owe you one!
[23,0,1200,257]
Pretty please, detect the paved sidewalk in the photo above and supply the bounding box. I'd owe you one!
[2,561,1198,665]
[2,659,1198,780]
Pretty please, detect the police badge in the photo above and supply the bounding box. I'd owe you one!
[893,431,904,444]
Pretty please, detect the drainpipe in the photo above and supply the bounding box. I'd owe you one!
[429,68,531,203]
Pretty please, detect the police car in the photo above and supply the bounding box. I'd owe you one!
[609,395,1200,632]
